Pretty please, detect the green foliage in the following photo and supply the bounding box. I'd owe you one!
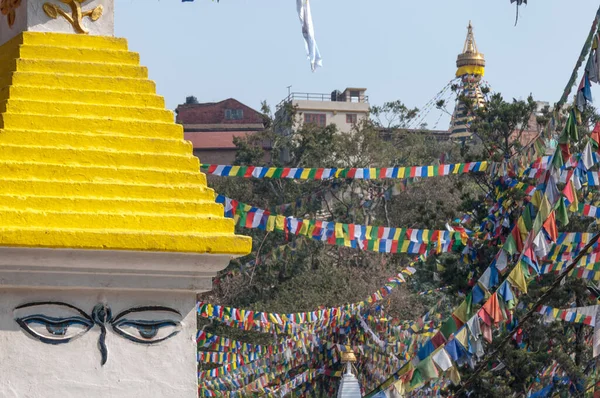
[185,95,199,104]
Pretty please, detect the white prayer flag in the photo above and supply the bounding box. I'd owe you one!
[432,348,453,372]
[583,142,595,171]
[297,0,322,72]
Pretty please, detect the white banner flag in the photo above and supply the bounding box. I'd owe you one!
[297,0,322,71]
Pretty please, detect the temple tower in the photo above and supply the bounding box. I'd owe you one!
[0,1,251,397]
[449,21,487,140]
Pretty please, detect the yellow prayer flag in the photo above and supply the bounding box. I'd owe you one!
[265,168,276,178]
[369,168,377,179]
[230,166,241,176]
[275,215,286,231]
[398,167,406,178]
[401,241,410,253]
[300,169,311,179]
[299,220,310,236]
[508,262,528,294]
[266,215,276,232]
[335,223,344,239]
[448,366,461,385]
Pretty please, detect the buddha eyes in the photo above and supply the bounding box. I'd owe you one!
[14,303,181,346]
[16,315,93,344]
[112,320,181,344]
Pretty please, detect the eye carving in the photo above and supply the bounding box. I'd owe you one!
[111,306,182,344]
[14,302,182,365]
[14,302,94,345]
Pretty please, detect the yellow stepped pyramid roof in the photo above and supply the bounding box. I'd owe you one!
[0,32,251,255]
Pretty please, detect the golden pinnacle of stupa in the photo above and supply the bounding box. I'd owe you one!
[456,21,485,77]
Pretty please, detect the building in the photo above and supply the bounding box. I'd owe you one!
[275,88,370,135]
[0,3,250,397]
[449,22,488,140]
[176,98,269,164]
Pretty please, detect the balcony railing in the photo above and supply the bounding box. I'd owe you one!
[278,92,369,108]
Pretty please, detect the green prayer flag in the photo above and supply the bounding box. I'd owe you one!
[409,369,424,389]
[272,168,283,178]
[417,357,439,381]
[567,110,578,142]
[440,317,458,339]
[522,206,533,231]
[555,197,569,226]
[503,234,517,255]
[551,146,564,169]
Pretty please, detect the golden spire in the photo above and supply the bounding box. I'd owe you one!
[456,21,485,77]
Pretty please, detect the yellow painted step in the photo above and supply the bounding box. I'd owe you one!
[0,85,165,108]
[0,144,199,171]
[0,129,192,155]
[6,31,129,51]
[0,208,236,234]
[1,99,174,123]
[6,72,156,94]
[0,45,140,65]
[0,178,216,201]
[0,113,183,139]
[0,227,252,254]
[0,160,205,185]
[3,58,149,79]
[0,194,225,216]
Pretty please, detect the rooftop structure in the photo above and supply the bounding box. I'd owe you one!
[275,87,370,135]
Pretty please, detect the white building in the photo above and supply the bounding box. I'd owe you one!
[275,87,370,135]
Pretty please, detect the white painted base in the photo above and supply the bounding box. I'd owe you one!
[0,288,198,398]
[1,0,115,46]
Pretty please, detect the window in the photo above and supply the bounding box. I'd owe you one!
[346,114,357,124]
[304,113,326,127]
[225,109,244,120]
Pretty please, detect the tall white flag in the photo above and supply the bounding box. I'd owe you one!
[297,0,322,71]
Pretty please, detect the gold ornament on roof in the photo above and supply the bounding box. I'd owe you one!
[456,21,486,77]
[340,346,357,363]
[456,21,485,68]
[1,0,22,28]
[43,0,103,34]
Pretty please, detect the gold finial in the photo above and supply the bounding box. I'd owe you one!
[456,21,485,76]
[340,345,357,363]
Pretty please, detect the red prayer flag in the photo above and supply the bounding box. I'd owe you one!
[543,211,558,242]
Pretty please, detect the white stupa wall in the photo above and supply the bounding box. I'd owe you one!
[0,249,231,398]
[0,289,198,398]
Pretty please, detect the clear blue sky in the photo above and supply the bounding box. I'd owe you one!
[116,1,599,128]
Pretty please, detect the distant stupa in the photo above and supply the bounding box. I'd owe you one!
[449,21,487,140]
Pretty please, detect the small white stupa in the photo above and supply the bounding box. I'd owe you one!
[337,346,362,398]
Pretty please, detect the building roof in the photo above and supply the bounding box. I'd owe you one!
[185,131,269,150]
[0,32,251,255]
[176,98,265,127]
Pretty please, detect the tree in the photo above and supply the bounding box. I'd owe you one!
[185,95,199,104]
[200,99,473,396]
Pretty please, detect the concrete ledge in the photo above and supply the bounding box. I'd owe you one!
[0,247,231,292]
